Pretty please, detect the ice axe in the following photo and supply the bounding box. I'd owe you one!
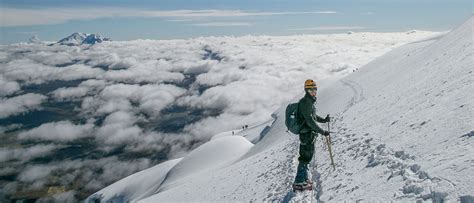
[325,114,336,171]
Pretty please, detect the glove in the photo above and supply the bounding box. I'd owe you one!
[322,131,330,136]
[325,114,330,123]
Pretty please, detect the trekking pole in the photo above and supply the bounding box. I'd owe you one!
[326,118,336,171]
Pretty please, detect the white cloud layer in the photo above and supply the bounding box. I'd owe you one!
[0,93,47,118]
[0,144,58,162]
[0,75,20,96]
[1,32,440,144]
[1,32,439,145]
[18,121,95,142]
[89,83,186,117]
[2,59,105,85]
[51,79,108,101]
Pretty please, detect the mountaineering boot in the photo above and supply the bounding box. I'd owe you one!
[293,163,312,191]
[292,180,313,192]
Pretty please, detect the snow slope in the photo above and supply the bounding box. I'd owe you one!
[88,17,473,202]
[313,17,473,202]
[86,136,254,202]
[86,158,182,202]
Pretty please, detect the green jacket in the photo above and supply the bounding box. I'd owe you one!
[297,93,326,134]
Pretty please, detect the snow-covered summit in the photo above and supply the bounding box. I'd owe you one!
[83,33,111,44]
[56,32,111,46]
[86,17,473,202]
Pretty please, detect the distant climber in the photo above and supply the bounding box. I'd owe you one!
[292,79,330,191]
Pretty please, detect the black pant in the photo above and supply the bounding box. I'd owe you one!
[298,131,316,164]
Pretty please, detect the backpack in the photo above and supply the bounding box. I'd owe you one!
[285,102,304,134]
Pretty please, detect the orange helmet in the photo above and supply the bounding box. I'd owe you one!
[304,79,317,90]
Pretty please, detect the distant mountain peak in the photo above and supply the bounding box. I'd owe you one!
[28,35,41,43]
[56,32,111,46]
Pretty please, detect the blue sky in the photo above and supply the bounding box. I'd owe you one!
[0,0,472,44]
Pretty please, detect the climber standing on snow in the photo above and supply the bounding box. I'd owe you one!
[293,79,330,190]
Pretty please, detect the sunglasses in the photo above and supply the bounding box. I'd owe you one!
[307,88,317,94]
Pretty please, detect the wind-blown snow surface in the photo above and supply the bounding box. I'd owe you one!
[89,17,472,202]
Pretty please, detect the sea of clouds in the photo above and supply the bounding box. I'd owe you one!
[0,31,438,201]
